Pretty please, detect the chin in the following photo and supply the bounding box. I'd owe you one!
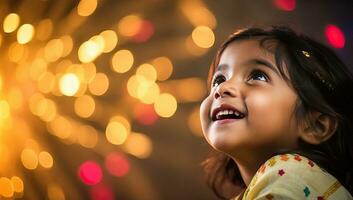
[208,135,241,156]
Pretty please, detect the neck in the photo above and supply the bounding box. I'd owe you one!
[231,152,271,186]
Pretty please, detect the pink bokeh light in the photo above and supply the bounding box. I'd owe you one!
[273,0,296,11]
[105,152,130,177]
[325,24,345,49]
[78,161,103,185]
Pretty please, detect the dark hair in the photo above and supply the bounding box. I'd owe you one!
[202,26,353,199]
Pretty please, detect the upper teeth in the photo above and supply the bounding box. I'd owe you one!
[216,109,241,119]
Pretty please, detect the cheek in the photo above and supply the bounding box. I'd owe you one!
[247,92,297,133]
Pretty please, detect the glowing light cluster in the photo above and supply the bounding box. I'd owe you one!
[0,176,24,198]
[21,148,54,170]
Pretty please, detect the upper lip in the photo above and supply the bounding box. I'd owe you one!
[211,103,246,121]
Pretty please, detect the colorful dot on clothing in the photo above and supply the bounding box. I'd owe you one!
[280,154,289,161]
[259,164,266,174]
[308,160,314,167]
[265,194,274,200]
[278,169,285,176]
[294,155,302,161]
[317,196,324,200]
[268,157,277,167]
[304,186,311,197]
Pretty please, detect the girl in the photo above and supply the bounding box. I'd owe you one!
[200,26,353,199]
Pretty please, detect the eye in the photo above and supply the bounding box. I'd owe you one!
[248,69,268,82]
[212,74,226,87]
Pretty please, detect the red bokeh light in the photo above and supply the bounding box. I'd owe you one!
[105,152,130,177]
[90,183,114,200]
[325,24,345,49]
[78,161,103,185]
[133,103,159,125]
[273,0,296,11]
[132,20,155,43]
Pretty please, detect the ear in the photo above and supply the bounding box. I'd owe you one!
[299,111,337,145]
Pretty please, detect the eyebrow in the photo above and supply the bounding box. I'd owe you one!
[216,58,280,76]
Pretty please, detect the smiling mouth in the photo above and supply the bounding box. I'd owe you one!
[211,105,246,122]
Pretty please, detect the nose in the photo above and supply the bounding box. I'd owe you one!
[214,81,237,99]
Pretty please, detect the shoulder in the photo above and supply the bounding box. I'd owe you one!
[242,154,353,200]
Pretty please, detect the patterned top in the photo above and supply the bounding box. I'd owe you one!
[231,154,353,200]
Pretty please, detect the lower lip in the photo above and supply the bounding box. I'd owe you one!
[214,118,240,124]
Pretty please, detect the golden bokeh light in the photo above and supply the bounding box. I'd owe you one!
[21,149,38,170]
[0,177,14,198]
[59,73,80,96]
[88,73,109,96]
[136,63,157,82]
[154,93,177,118]
[151,57,173,81]
[191,25,215,48]
[17,24,35,44]
[38,98,57,122]
[74,95,95,118]
[118,14,142,37]
[105,121,129,145]
[138,81,160,104]
[111,49,134,73]
[38,151,54,169]
[127,74,143,98]
[110,115,131,132]
[123,132,152,159]
[30,58,47,80]
[78,35,104,63]
[100,30,118,53]
[77,0,98,17]
[10,176,24,193]
[81,62,97,83]
[3,13,20,33]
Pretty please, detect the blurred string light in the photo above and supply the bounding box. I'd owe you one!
[0,0,216,198]
[273,0,296,11]
[325,24,345,49]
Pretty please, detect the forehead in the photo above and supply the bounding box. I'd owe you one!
[218,39,276,67]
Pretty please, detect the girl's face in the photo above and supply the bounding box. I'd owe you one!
[200,39,301,158]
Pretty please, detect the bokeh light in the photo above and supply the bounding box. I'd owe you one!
[17,24,35,44]
[151,57,173,81]
[3,13,20,33]
[123,132,152,159]
[0,177,14,198]
[273,0,296,11]
[111,49,134,73]
[154,93,177,118]
[105,152,130,177]
[88,73,109,96]
[78,161,103,185]
[191,25,215,48]
[77,0,98,17]
[74,95,96,118]
[38,151,54,169]
[325,24,345,49]
[21,149,38,170]
[105,121,129,145]
[59,73,80,96]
